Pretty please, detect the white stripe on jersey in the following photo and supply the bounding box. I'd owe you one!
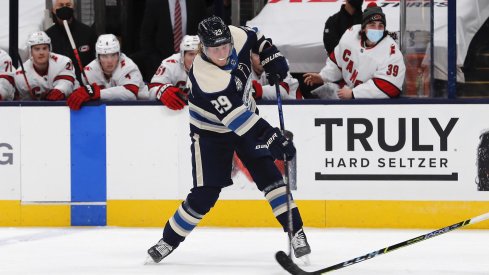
[192,133,204,187]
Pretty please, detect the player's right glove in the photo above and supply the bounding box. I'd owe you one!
[67,83,101,110]
[157,84,187,110]
[251,80,263,100]
[261,127,296,161]
[259,45,289,85]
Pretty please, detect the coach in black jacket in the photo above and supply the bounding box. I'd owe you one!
[138,0,208,82]
[46,0,97,85]
[323,0,363,54]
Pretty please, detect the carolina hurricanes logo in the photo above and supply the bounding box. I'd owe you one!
[79,45,90,52]
[390,44,396,55]
[372,14,382,21]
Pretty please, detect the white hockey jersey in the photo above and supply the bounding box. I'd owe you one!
[139,53,189,100]
[83,53,143,100]
[250,69,302,100]
[14,53,77,100]
[0,49,16,101]
[320,24,405,99]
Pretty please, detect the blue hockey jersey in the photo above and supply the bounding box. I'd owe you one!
[188,26,272,138]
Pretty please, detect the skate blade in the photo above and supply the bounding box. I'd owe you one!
[295,254,311,266]
[143,255,158,265]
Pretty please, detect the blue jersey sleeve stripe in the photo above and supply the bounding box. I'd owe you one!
[234,115,259,136]
[227,110,253,131]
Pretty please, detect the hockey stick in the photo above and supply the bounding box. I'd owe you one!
[62,20,89,84]
[274,80,293,259]
[16,52,37,100]
[276,211,489,274]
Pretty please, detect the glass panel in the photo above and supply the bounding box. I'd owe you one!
[460,17,489,97]
[401,0,433,97]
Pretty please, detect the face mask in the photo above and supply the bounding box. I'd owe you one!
[366,29,384,44]
[349,0,363,10]
[55,6,74,20]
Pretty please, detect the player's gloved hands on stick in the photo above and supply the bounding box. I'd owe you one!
[67,83,101,110]
[157,84,187,110]
[259,45,288,85]
[262,127,296,161]
[45,89,66,101]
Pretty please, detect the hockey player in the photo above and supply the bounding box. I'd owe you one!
[304,2,405,100]
[14,31,77,101]
[147,16,311,263]
[0,49,16,101]
[138,35,200,110]
[67,34,143,110]
[250,52,303,100]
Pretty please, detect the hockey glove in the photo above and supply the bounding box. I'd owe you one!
[259,45,289,85]
[45,89,66,101]
[262,127,296,161]
[157,84,187,110]
[67,83,101,110]
[251,80,263,100]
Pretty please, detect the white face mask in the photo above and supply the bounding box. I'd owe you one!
[366,29,384,44]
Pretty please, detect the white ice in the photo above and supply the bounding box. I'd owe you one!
[0,227,488,274]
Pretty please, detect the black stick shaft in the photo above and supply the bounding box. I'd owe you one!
[17,52,36,100]
[62,20,90,84]
[276,212,489,274]
[274,81,293,258]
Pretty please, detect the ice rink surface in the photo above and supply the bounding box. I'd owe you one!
[0,227,488,275]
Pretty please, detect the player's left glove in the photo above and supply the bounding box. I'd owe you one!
[67,83,101,110]
[261,127,296,161]
[157,84,188,110]
[259,45,289,85]
[45,89,66,101]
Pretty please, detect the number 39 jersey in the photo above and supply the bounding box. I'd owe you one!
[188,25,270,137]
[320,24,405,99]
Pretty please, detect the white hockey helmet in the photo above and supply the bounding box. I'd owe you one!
[180,35,200,70]
[96,34,120,59]
[180,35,200,57]
[27,31,51,50]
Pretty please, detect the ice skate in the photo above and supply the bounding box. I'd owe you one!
[291,228,311,264]
[145,239,174,264]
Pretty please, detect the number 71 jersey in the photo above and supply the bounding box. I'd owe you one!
[321,24,406,99]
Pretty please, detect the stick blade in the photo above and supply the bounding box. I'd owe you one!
[275,251,312,275]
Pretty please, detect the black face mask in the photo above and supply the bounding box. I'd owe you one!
[348,0,364,10]
[55,6,74,20]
